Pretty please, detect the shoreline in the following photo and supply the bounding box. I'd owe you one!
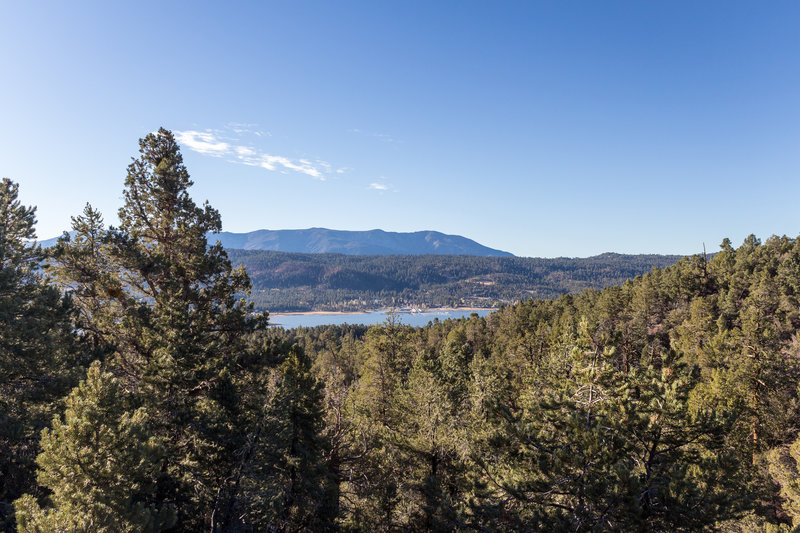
[270,307,497,317]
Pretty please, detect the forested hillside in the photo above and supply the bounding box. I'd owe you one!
[229,249,683,311]
[271,232,800,531]
[5,129,800,531]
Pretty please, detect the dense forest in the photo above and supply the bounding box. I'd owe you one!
[4,129,800,531]
[228,249,683,312]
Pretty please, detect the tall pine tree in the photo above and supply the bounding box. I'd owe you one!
[0,179,78,529]
[49,130,270,529]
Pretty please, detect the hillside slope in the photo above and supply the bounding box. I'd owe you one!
[228,250,683,312]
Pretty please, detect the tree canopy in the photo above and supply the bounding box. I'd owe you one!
[4,130,800,531]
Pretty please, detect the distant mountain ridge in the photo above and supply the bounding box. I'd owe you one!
[210,228,514,256]
[41,228,514,257]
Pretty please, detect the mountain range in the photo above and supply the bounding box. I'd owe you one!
[36,227,686,313]
[210,228,513,256]
[41,228,514,257]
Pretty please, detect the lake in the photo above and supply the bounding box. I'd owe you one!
[269,308,494,328]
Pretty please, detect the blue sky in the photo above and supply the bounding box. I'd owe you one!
[1,1,799,257]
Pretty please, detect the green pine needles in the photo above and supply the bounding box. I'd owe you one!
[15,362,175,532]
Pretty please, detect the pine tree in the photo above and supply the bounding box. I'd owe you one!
[112,129,270,528]
[0,179,78,528]
[767,438,800,529]
[396,347,465,531]
[467,319,745,530]
[49,203,118,358]
[227,346,337,531]
[343,316,415,530]
[14,362,175,532]
[49,129,269,529]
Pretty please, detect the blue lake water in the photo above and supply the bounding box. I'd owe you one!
[269,309,494,329]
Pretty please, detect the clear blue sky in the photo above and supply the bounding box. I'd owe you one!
[2,1,799,257]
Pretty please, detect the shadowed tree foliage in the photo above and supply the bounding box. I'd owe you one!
[0,179,79,529]
[48,203,119,360]
[224,345,337,531]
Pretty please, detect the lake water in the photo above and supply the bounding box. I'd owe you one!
[269,308,494,329]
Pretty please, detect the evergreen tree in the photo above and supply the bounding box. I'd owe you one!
[395,347,465,531]
[467,319,744,530]
[225,345,336,531]
[0,179,78,528]
[49,129,270,529]
[343,316,415,530]
[14,362,175,532]
[49,203,118,359]
[767,437,800,530]
[111,129,270,528]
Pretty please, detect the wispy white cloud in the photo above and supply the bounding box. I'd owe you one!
[234,146,256,157]
[244,154,324,179]
[175,127,331,180]
[367,178,396,193]
[175,130,231,156]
